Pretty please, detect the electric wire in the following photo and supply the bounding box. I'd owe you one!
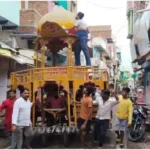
[87,0,124,10]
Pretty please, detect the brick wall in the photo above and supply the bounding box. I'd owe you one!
[88,25,112,38]
[20,1,50,33]
[28,1,48,15]
[21,1,25,9]
[91,31,111,38]
[19,26,37,33]
[20,10,41,26]
[20,9,42,33]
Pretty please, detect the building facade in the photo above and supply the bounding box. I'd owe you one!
[127,1,150,104]
[88,25,118,84]
[0,1,20,102]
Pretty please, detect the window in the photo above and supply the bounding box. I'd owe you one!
[27,40,34,49]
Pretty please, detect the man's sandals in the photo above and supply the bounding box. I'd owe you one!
[116,138,124,148]
[116,137,120,144]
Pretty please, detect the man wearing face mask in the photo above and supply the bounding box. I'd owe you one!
[67,12,91,66]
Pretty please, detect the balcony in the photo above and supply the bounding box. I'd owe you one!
[127,1,148,39]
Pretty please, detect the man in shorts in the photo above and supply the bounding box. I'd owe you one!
[115,87,133,148]
[77,86,94,148]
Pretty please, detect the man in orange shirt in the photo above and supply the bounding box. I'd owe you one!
[77,86,94,148]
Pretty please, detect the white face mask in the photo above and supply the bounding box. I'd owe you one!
[60,92,64,96]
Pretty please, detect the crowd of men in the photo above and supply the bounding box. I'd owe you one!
[0,83,133,149]
[77,85,133,149]
[0,88,33,149]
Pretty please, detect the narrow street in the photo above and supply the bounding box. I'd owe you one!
[0,0,150,149]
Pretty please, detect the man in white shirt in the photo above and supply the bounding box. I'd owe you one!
[93,89,119,148]
[12,88,33,149]
[67,12,91,66]
[75,12,91,66]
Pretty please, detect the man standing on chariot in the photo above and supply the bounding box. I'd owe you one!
[67,12,91,66]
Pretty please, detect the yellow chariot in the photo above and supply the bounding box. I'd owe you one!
[10,7,109,147]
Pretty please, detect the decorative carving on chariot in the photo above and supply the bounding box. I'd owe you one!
[41,22,67,38]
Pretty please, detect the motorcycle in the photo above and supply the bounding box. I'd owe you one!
[128,104,148,142]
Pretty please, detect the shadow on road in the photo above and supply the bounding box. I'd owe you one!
[31,130,116,149]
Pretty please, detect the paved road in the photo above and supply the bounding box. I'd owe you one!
[1,104,150,149]
[1,128,150,149]
[31,130,116,149]
[30,130,150,149]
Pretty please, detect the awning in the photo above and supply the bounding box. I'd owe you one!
[132,51,150,63]
[0,43,37,66]
[13,32,37,39]
[0,41,18,53]
[0,48,22,64]
[134,67,143,72]
[0,48,12,57]
[12,54,34,66]
[0,41,18,60]
[17,49,46,65]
